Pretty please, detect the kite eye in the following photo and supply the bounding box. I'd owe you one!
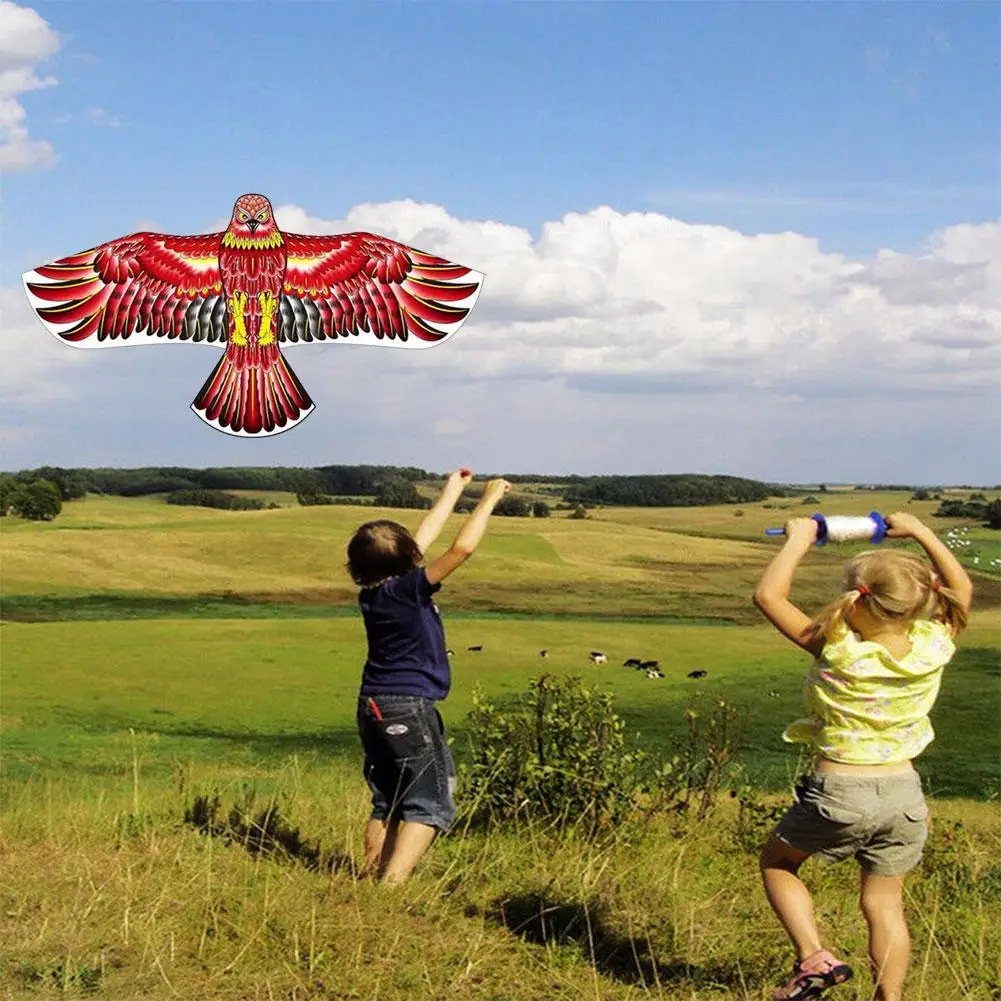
[237,210,249,221]
[257,211,268,222]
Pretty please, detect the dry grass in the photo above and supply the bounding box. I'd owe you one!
[1,765,998,1001]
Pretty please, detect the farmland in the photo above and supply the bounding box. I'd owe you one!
[1,489,998,1000]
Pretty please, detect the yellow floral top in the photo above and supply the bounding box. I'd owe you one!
[782,619,956,764]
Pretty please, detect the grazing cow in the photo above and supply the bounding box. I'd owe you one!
[688,669,707,679]
[589,652,608,664]
[623,658,642,668]
[539,650,549,658]
[645,668,665,679]
[468,645,483,652]
[446,649,455,658]
[768,690,780,698]
[640,660,659,669]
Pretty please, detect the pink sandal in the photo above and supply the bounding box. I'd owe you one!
[773,949,853,1000]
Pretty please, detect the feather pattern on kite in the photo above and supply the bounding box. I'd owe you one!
[21,194,484,437]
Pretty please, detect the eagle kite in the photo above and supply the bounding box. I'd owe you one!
[21,194,484,436]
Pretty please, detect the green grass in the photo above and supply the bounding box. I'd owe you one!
[3,615,997,797]
[1,490,999,999]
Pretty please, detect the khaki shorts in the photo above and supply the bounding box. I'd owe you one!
[775,771,929,876]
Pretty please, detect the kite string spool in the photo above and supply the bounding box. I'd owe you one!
[823,515,880,543]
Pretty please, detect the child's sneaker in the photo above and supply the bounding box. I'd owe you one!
[773,949,853,1000]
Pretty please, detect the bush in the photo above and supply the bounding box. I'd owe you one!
[495,496,530,517]
[986,499,1001,530]
[934,499,987,520]
[569,504,589,520]
[296,490,334,506]
[531,501,551,518]
[461,675,675,836]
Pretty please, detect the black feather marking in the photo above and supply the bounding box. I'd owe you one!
[302,298,320,342]
[278,298,296,342]
[210,297,226,342]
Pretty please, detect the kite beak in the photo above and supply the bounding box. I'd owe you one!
[247,219,259,233]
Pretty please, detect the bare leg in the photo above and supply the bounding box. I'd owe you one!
[760,835,823,960]
[381,821,438,885]
[860,872,910,1001]
[363,818,397,876]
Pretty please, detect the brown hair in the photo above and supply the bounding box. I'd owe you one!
[346,520,423,587]
[810,549,968,643]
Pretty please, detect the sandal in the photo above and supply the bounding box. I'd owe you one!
[773,949,853,1000]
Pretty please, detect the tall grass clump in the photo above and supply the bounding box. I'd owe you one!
[460,674,744,836]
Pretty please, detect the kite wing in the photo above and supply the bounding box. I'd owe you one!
[22,232,227,347]
[277,232,483,347]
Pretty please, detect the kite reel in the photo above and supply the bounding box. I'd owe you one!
[765,511,889,546]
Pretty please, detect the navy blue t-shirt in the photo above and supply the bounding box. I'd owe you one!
[358,568,450,700]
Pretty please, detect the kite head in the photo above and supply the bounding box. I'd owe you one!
[228,193,277,237]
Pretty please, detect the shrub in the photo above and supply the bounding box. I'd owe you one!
[166,489,266,511]
[569,504,589,520]
[296,490,334,506]
[461,675,676,836]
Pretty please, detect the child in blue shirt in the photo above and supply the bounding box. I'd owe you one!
[348,469,510,884]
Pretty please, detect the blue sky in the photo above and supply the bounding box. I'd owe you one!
[2,1,999,483]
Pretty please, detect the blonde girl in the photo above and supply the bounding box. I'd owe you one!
[753,512,973,1001]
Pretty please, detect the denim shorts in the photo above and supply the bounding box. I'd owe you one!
[775,770,929,876]
[356,694,457,832]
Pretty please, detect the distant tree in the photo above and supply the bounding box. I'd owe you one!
[166,489,266,511]
[374,478,429,510]
[911,489,931,501]
[818,484,828,493]
[495,496,530,517]
[802,496,820,505]
[296,490,334,506]
[532,501,551,518]
[0,473,19,516]
[569,504,589,520]
[934,499,987,520]
[986,499,1001,530]
[13,479,63,521]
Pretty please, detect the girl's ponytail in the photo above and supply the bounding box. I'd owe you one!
[933,581,969,635]
[808,590,861,645]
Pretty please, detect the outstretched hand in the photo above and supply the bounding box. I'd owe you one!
[447,468,474,492]
[783,517,819,547]
[884,511,928,539]
[483,479,512,504]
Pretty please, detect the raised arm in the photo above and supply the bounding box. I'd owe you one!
[425,479,511,585]
[413,468,473,554]
[885,511,974,611]
[753,517,825,656]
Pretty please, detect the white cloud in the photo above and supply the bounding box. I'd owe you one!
[0,1,59,171]
[0,286,91,402]
[263,201,999,399]
[3,202,998,478]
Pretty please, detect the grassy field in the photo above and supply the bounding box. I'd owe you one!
[1,490,999,999]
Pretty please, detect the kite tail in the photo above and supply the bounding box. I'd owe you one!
[191,349,314,436]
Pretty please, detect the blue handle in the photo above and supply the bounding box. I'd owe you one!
[764,511,886,545]
[765,513,828,544]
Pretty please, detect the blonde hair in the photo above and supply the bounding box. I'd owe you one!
[810,549,968,643]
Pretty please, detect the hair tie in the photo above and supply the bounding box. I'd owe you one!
[931,579,942,592]
[855,585,870,597]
